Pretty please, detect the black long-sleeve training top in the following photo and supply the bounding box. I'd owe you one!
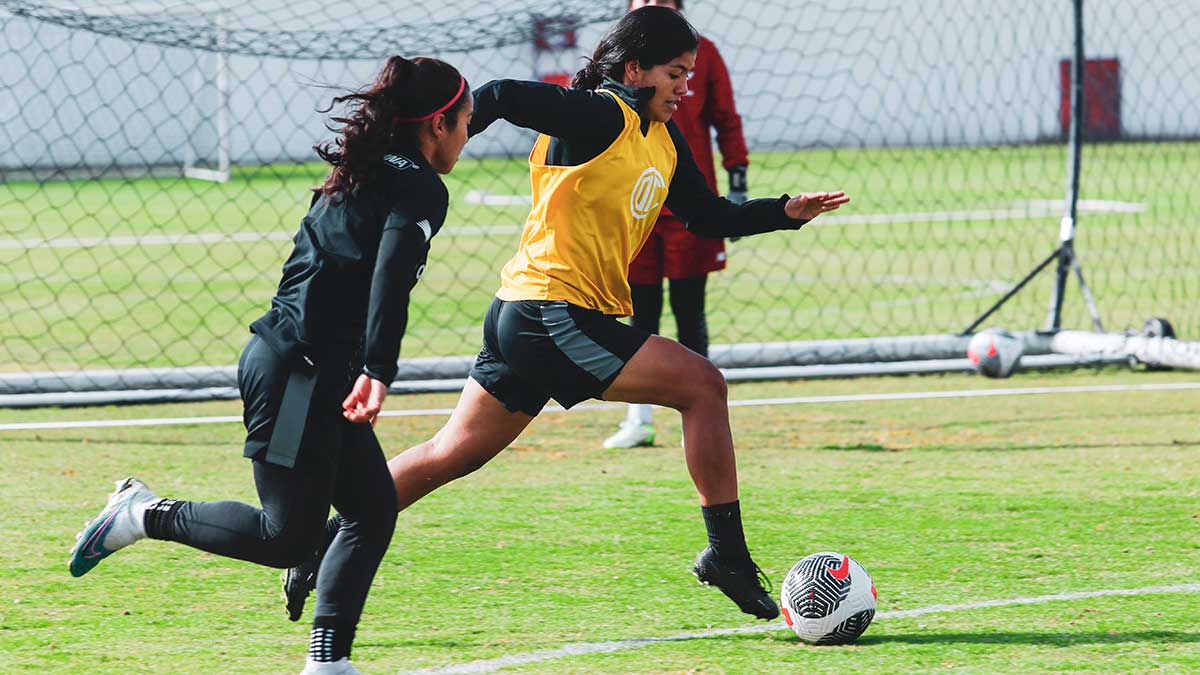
[467,78,806,238]
[249,148,446,385]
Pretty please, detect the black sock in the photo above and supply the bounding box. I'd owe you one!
[142,498,184,540]
[701,500,751,563]
[309,616,355,662]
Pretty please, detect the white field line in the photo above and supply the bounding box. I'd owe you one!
[395,583,1200,675]
[396,578,1200,672]
[2,382,1198,432]
[0,201,1145,251]
[812,199,1145,227]
[0,226,522,250]
[723,381,1200,407]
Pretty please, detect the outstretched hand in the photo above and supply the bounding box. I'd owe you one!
[784,191,850,221]
[342,374,388,426]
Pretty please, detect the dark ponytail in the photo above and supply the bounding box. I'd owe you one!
[314,56,469,196]
[571,6,698,90]
[570,61,604,90]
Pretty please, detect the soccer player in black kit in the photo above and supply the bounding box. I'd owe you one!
[68,56,473,675]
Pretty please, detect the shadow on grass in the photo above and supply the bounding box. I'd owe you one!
[857,629,1200,646]
[820,442,900,452]
[3,435,233,448]
[934,407,1197,431]
[962,439,1200,453]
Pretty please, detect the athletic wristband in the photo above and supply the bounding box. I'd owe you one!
[728,165,747,193]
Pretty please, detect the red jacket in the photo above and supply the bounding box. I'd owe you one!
[664,34,748,216]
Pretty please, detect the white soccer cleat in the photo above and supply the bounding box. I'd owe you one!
[602,421,656,449]
[69,477,157,577]
[299,658,363,674]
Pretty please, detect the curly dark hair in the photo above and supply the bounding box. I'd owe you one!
[315,56,468,196]
[572,6,698,90]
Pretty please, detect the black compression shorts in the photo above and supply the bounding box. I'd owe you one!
[468,298,652,416]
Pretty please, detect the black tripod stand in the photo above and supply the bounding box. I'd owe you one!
[960,0,1103,337]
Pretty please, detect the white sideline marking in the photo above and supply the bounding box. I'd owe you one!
[0,231,297,250]
[396,583,1200,675]
[724,381,1200,407]
[0,201,1145,250]
[0,226,521,250]
[2,382,1197,432]
[812,200,1145,228]
[463,189,533,206]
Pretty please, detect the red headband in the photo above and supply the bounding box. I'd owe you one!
[394,75,466,123]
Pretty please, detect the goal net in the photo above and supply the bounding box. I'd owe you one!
[2,0,1198,402]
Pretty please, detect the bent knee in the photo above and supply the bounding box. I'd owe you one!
[659,359,726,412]
[690,359,728,402]
[262,528,323,568]
[335,509,397,545]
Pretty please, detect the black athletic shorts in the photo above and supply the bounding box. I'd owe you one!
[238,334,361,468]
[469,298,652,416]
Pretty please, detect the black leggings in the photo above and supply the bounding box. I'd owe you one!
[145,412,397,630]
[145,338,398,629]
[629,275,709,356]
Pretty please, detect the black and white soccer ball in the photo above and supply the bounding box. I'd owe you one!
[780,552,876,645]
[967,328,1023,378]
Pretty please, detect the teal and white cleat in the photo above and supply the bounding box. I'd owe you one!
[69,477,157,577]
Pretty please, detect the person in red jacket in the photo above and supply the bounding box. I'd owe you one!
[605,0,750,448]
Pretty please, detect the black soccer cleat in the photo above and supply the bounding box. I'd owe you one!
[281,551,321,622]
[692,546,780,620]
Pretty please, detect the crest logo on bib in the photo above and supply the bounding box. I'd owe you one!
[630,167,666,220]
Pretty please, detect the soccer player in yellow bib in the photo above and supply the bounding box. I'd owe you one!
[285,6,848,622]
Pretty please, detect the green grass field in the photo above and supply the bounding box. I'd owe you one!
[3,142,1199,372]
[3,368,1198,674]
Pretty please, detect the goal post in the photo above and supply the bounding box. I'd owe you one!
[182,13,231,183]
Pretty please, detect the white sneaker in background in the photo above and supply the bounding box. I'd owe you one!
[603,421,656,449]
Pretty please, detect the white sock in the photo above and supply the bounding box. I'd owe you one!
[105,487,160,549]
[625,404,653,426]
[128,497,157,539]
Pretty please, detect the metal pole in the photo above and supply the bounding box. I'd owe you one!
[962,247,1061,336]
[1047,0,1086,331]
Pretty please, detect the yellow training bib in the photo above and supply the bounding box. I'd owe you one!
[496,90,677,316]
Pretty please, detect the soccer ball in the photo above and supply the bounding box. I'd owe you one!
[967,328,1023,378]
[780,552,877,645]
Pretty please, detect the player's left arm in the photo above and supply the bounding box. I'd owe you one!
[664,121,848,238]
[346,183,447,425]
[704,42,750,203]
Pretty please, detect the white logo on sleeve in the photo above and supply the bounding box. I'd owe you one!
[415,218,432,242]
[382,154,419,171]
[629,167,666,220]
